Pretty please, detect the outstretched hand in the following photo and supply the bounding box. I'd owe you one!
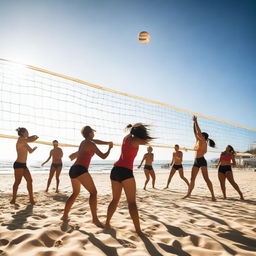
[109,142,113,148]
[192,115,197,122]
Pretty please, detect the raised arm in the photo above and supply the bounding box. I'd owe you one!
[138,154,146,168]
[42,151,52,166]
[193,116,203,140]
[91,143,113,159]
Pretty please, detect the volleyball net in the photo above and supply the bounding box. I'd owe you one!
[0,58,255,153]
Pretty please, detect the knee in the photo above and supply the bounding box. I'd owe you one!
[128,201,137,209]
[90,189,97,197]
[27,178,33,184]
[111,199,119,205]
[14,180,21,186]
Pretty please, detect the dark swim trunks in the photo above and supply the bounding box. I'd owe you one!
[173,164,183,170]
[110,166,134,182]
[193,157,207,168]
[13,162,27,169]
[218,165,232,174]
[69,165,88,179]
[51,163,63,169]
[144,165,154,171]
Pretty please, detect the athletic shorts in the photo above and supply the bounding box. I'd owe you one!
[144,165,154,171]
[173,164,183,170]
[13,162,27,169]
[110,166,134,182]
[51,163,63,169]
[69,165,88,179]
[218,165,232,174]
[193,157,207,168]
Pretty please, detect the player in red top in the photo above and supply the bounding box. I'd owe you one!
[61,126,113,226]
[105,123,153,235]
[217,145,244,200]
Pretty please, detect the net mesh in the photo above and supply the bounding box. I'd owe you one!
[0,58,255,152]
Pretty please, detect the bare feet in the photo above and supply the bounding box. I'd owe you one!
[211,197,217,202]
[105,223,112,229]
[10,199,16,204]
[183,195,190,199]
[164,186,168,189]
[93,219,104,228]
[30,199,36,205]
[61,215,69,221]
[240,196,245,200]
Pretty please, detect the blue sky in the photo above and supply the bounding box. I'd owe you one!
[0,0,255,128]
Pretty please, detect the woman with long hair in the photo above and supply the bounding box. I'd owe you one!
[183,116,216,201]
[11,127,38,205]
[61,126,113,227]
[105,123,153,234]
[217,145,244,200]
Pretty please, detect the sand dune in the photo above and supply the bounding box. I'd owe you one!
[0,171,256,255]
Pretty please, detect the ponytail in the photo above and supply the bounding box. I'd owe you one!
[125,123,154,143]
[208,138,215,148]
[202,132,215,148]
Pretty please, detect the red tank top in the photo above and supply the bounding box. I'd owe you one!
[114,136,139,170]
[75,151,95,168]
[220,154,232,163]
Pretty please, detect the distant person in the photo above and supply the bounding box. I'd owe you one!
[105,123,153,235]
[42,140,63,193]
[11,127,38,205]
[164,144,189,189]
[183,116,216,201]
[61,126,113,227]
[217,145,244,200]
[138,146,156,190]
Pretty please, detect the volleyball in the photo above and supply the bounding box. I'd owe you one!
[138,31,151,44]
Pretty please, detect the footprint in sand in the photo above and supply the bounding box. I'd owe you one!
[118,239,136,248]
[54,240,63,247]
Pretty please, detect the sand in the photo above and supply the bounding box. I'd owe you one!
[0,170,256,256]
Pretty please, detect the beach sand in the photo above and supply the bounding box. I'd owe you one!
[0,170,255,256]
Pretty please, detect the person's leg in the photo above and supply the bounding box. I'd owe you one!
[61,178,81,220]
[201,167,216,201]
[183,166,200,198]
[105,180,123,228]
[55,166,62,193]
[218,172,226,199]
[78,173,102,226]
[226,171,244,200]
[46,167,56,192]
[10,169,24,204]
[143,170,150,190]
[23,168,35,204]
[122,178,142,234]
[178,168,189,187]
[149,170,156,188]
[164,168,176,189]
